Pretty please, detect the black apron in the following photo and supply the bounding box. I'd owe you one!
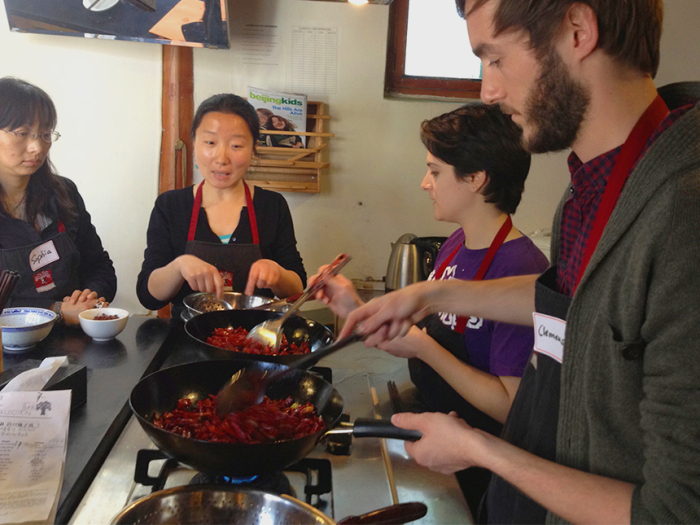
[0,220,81,307]
[178,181,263,318]
[486,95,671,524]
[409,216,513,430]
[486,267,568,524]
[409,218,513,519]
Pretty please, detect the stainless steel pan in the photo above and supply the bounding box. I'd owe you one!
[110,487,428,525]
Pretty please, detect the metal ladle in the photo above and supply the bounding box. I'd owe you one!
[246,254,351,350]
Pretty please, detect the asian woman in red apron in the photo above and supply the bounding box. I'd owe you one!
[136,94,306,319]
[0,78,117,325]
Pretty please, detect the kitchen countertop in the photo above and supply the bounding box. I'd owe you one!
[3,312,472,524]
[2,316,174,524]
[68,321,472,524]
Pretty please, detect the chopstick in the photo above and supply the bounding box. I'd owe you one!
[387,380,405,414]
[0,270,19,311]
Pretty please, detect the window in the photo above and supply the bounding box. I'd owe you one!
[385,0,482,99]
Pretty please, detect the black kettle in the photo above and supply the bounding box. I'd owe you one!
[385,234,448,291]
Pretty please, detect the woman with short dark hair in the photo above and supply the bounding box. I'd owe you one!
[137,93,305,319]
[0,77,116,324]
[315,103,548,516]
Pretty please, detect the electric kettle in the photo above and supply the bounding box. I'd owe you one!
[385,234,447,291]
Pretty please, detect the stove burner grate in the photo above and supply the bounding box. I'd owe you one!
[134,449,332,507]
[189,470,294,498]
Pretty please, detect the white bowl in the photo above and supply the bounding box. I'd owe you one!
[0,307,58,352]
[79,308,129,341]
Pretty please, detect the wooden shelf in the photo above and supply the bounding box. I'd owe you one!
[246,101,332,194]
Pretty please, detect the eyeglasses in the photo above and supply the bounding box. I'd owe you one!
[1,129,61,144]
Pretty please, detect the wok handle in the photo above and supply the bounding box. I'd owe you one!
[289,332,366,371]
[352,418,422,442]
[336,502,428,525]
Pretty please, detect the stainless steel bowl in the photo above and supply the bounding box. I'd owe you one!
[182,292,274,321]
[110,486,427,525]
[110,487,334,525]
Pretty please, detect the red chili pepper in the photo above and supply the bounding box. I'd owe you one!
[153,395,324,444]
[206,327,311,356]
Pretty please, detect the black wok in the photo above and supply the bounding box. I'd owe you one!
[130,360,420,477]
[184,309,335,364]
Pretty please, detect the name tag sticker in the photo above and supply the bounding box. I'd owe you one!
[533,312,566,364]
[29,241,59,272]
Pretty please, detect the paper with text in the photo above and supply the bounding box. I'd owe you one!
[0,390,71,524]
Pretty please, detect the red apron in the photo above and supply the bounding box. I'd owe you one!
[185,180,262,293]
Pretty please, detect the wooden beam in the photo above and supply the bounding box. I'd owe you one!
[160,45,194,194]
[158,45,194,318]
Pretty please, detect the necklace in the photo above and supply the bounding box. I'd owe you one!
[4,194,26,218]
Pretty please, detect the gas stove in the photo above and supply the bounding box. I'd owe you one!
[69,345,472,524]
[132,448,334,511]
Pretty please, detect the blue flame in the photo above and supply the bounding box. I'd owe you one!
[222,475,259,484]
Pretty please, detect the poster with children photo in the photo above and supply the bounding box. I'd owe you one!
[248,87,307,148]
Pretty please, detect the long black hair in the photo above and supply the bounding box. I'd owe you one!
[0,77,77,226]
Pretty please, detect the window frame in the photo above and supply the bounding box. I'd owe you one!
[384,0,482,100]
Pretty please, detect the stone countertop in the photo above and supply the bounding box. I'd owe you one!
[2,316,173,524]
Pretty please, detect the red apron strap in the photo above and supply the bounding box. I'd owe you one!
[188,181,260,245]
[187,182,203,242]
[473,215,512,281]
[243,181,260,245]
[57,220,65,233]
[455,216,512,333]
[433,244,461,281]
[573,95,669,293]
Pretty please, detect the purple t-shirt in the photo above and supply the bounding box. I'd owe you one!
[427,228,549,377]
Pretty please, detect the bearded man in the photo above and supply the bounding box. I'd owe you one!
[340,0,700,523]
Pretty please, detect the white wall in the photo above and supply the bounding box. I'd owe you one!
[196,0,569,282]
[0,11,162,314]
[1,0,699,314]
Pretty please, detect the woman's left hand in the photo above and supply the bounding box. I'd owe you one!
[245,259,283,295]
[63,288,100,305]
[61,289,109,325]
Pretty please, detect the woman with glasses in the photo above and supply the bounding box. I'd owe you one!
[0,77,116,324]
[136,94,305,319]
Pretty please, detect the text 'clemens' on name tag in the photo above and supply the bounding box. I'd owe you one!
[533,312,566,364]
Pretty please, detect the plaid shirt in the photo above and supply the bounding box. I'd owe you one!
[557,105,692,296]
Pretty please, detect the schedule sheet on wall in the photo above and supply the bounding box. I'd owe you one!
[291,27,339,95]
[240,24,281,66]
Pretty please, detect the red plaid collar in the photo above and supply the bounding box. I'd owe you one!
[556,104,693,296]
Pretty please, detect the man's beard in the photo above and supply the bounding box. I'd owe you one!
[522,47,590,154]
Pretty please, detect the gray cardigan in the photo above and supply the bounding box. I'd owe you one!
[546,82,700,524]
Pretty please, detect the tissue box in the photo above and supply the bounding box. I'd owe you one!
[0,359,87,411]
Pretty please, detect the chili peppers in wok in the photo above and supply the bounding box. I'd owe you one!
[153,395,325,444]
[206,326,311,355]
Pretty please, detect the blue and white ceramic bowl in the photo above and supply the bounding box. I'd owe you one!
[0,307,58,352]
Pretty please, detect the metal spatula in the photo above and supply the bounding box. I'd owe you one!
[216,332,365,416]
[246,254,351,351]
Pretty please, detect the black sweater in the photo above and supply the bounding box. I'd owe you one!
[136,185,306,312]
[0,176,117,308]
